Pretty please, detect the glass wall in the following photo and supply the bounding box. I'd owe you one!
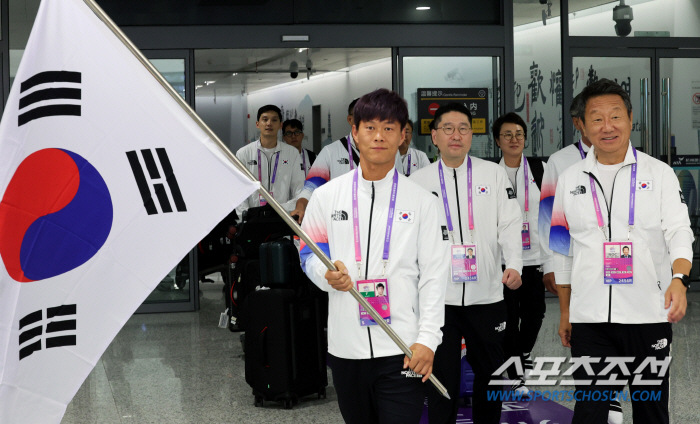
[194,48,392,155]
[513,0,563,157]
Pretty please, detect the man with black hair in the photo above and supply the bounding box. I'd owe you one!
[492,111,547,396]
[291,98,403,223]
[413,102,523,424]
[399,119,431,176]
[552,78,693,424]
[300,88,447,424]
[235,105,305,220]
[283,118,316,177]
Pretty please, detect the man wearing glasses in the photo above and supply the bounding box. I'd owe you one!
[413,103,523,424]
[283,119,316,177]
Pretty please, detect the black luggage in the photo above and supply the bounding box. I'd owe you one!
[259,238,302,288]
[244,289,328,409]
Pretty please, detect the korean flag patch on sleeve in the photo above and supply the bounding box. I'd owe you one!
[476,185,490,195]
[396,210,414,223]
[637,180,652,191]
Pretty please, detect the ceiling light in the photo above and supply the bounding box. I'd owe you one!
[298,48,307,53]
[232,73,238,76]
[416,6,430,10]
[204,80,216,85]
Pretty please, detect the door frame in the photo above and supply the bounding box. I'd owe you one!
[136,49,200,314]
[395,47,506,159]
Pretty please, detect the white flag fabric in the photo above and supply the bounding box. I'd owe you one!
[0,0,259,422]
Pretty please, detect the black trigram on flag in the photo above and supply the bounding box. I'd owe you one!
[18,304,77,360]
[126,148,187,215]
[18,71,81,127]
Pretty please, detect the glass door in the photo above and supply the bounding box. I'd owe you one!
[397,48,503,161]
[658,51,700,282]
[136,50,199,313]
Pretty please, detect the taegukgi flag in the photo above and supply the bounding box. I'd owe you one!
[0,0,259,422]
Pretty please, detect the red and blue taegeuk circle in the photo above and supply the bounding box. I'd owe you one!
[0,148,113,282]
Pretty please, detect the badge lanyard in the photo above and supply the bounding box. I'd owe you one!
[523,155,529,221]
[405,153,412,176]
[438,158,475,243]
[352,168,399,278]
[577,141,586,160]
[588,147,637,239]
[257,149,280,189]
[347,134,355,170]
[302,150,308,177]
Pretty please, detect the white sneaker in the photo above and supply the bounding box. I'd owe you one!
[511,378,530,396]
[522,352,534,380]
[608,400,623,424]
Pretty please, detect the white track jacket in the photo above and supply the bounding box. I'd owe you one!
[412,156,523,307]
[400,147,431,176]
[299,167,448,359]
[235,140,305,217]
[498,157,547,266]
[551,142,693,323]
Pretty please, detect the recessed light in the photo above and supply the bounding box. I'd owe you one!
[204,80,216,85]
[232,73,238,76]
[298,48,307,53]
[416,6,430,10]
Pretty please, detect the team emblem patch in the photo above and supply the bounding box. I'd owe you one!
[637,180,652,191]
[395,211,414,223]
[476,186,490,196]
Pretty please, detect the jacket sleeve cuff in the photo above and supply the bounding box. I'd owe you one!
[670,247,693,264]
[553,252,572,285]
[505,259,523,276]
[415,331,441,354]
[542,258,554,275]
[300,189,312,201]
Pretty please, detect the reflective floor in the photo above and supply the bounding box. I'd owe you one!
[62,282,700,424]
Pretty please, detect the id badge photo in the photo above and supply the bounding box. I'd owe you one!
[603,241,633,284]
[451,244,477,282]
[259,192,273,206]
[357,279,391,326]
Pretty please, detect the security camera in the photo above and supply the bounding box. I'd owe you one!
[613,1,633,37]
[305,59,313,71]
[290,61,299,79]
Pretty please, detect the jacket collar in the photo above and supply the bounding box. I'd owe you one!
[256,139,282,153]
[357,165,397,193]
[440,155,469,173]
[583,140,636,173]
[498,154,524,171]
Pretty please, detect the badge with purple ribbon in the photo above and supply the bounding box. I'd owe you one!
[358,279,391,326]
[603,241,633,284]
[452,244,477,282]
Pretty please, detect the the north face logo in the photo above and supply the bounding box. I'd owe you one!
[652,338,668,350]
[495,322,506,332]
[570,185,586,196]
[247,159,258,166]
[332,210,348,221]
[401,370,423,378]
[338,158,350,164]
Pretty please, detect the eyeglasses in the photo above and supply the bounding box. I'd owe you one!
[283,131,303,137]
[437,126,472,135]
[499,132,525,141]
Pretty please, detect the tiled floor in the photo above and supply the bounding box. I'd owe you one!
[61,282,700,424]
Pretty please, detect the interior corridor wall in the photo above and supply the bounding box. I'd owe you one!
[246,58,392,153]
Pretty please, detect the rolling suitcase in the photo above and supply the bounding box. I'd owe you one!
[244,289,327,409]
[259,238,300,288]
[460,338,475,398]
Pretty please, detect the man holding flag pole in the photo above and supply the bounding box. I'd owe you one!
[0,1,449,423]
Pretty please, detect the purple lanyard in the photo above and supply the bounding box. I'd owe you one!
[466,157,474,231]
[577,141,587,160]
[347,134,355,170]
[352,168,399,277]
[405,153,412,176]
[523,155,529,213]
[588,147,638,230]
[438,161,454,241]
[257,149,280,188]
[302,150,307,177]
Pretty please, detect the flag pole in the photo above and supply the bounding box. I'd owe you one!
[81,0,449,400]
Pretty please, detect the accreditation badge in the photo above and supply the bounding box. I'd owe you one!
[451,244,477,282]
[522,222,531,250]
[357,279,391,326]
[259,192,273,206]
[603,241,633,284]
